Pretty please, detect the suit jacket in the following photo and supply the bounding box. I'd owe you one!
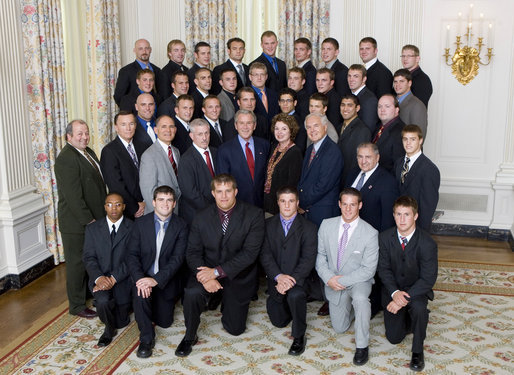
[100,136,145,219]
[177,146,217,224]
[187,201,265,302]
[260,214,318,302]
[298,136,343,226]
[139,141,181,214]
[331,59,351,96]
[399,93,428,138]
[55,144,106,234]
[316,217,379,305]
[337,116,371,183]
[126,212,188,300]
[83,217,133,305]
[394,153,440,231]
[114,60,161,106]
[156,60,189,100]
[295,88,310,124]
[378,226,438,301]
[356,86,379,134]
[191,88,209,120]
[156,94,177,118]
[172,117,193,154]
[365,59,393,99]
[262,144,303,215]
[410,67,433,108]
[254,86,280,125]
[211,60,249,95]
[218,89,237,122]
[325,88,343,134]
[252,53,287,92]
[132,118,154,152]
[301,60,317,96]
[216,136,270,207]
[374,117,405,172]
[204,116,231,148]
[345,166,399,232]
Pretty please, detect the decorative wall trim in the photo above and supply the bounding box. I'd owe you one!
[0,256,55,295]
[432,223,514,251]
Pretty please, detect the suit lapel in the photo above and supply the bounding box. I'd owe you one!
[402,154,424,188]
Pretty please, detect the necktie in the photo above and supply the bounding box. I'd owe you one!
[154,220,165,274]
[401,236,408,250]
[204,150,215,177]
[272,57,278,74]
[372,125,385,143]
[236,64,246,85]
[260,89,268,112]
[245,142,255,180]
[308,147,316,167]
[355,172,366,191]
[213,122,222,139]
[84,151,103,182]
[127,143,139,167]
[401,157,411,184]
[146,122,156,142]
[222,212,229,234]
[337,223,351,269]
[168,145,178,176]
[284,220,292,236]
[110,224,116,246]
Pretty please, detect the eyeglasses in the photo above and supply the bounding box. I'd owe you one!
[279,99,294,103]
[400,55,417,58]
[105,203,123,208]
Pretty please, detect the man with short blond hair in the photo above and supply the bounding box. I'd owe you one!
[251,30,287,91]
[359,37,393,99]
[321,37,350,96]
[401,44,432,107]
[157,39,189,99]
[249,62,279,124]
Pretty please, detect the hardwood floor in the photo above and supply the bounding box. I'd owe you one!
[0,235,512,353]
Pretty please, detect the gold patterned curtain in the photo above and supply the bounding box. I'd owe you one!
[20,0,67,263]
[185,0,237,67]
[278,0,330,68]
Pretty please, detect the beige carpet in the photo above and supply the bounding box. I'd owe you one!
[1,261,513,375]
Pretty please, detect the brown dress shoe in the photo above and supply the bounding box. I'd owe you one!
[76,308,97,319]
[317,301,329,316]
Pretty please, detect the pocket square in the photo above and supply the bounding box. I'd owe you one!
[353,250,361,254]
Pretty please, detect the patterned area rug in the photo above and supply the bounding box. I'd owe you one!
[1,262,513,375]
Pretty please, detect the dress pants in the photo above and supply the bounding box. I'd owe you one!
[183,276,252,340]
[94,289,131,334]
[266,285,307,338]
[382,291,429,353]
[61,232,88,315]
[328,281,372,348]
[133,285,176,344]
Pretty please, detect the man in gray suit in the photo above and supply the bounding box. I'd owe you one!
[316,187,379,366]
[217,69,238,122]
[393,69,427,138]
[139,115,181,214]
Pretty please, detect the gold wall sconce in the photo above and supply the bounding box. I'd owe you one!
[443,4,494,85]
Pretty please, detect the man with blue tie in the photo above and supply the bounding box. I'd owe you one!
[133,93,157,152]
[251,30,287,92]
[316,188,379,366]
[126,186,188,358]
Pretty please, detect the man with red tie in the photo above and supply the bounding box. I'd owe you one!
[216,109,270,208]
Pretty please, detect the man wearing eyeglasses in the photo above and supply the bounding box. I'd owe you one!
[401,45,433,108]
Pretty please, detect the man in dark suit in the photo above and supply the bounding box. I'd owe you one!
[251,30,287,92]
[191,68,212,120]
[83,193,133,347]
[172,94,194,154]
[394,125,440,231]
[176,174,265,357]
[100,111,146,220]
[260,186,317,356]
[211,37,249,95]
[249,62,280,125]
[156,71,190,118]
[55,120,106,318]
[298,113,343,226]
[345,142,399,317]
[178,119,216,225]
[316,68,343,133]
[294,37,317,96]
[133,93,157,151]
[216,109,270,208]
[373,94,405,172]
[202,95,232,148]
[119,69,162,114]
[217,69,239,122]
[278,88,307,153]
[126,185,188,358]
[114,39,160,106]
[338,94,371,183]
[287,67,309,125]
[401,44,433,108]
[348,64,379,134]
[156,39,189,100]
[187,42,211,94]
[359,37,393,98]
[236,87,269,141]
[321,37,350,96]
[378,196,438,372]
[393,69,428,138]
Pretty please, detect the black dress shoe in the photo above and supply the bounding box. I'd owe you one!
[288,336,306,356]
[353,347,369,366]
[76,308,97,319]
[136,339,155,358]
[410,352,425,372]
[97,329,117,347]
[175,336,198,357]
[317,302,329,316]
